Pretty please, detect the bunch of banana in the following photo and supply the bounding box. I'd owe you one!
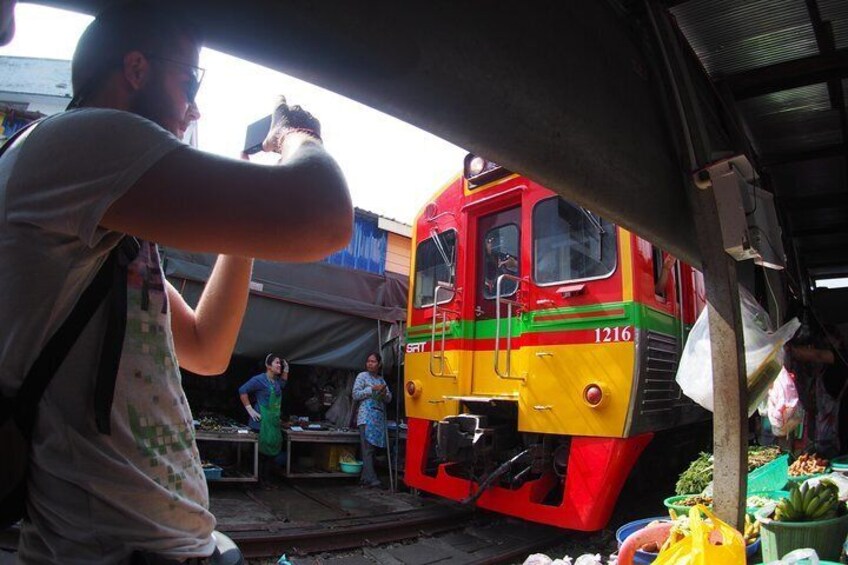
[774,480,843,522]
[743,514,760,545]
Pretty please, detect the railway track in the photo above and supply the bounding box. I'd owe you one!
[225,504,565,563]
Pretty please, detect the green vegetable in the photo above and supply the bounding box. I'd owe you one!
[676,452,713,495]
[675,446,781,495]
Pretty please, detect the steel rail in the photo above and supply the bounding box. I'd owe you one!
[226,504,475,558]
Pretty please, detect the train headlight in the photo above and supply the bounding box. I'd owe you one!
[463,153,510,187]
[468,155,486,176]
[583,382,610,408]
[406,380,423,398]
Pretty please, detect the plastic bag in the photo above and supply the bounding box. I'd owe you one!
[804,472,848,501]
[676,286,800,417]
[767,368,804,436]
[653,505,746,565]
[764,548,821,564]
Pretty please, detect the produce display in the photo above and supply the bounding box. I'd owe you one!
[675,452,712,495]
[788,453,829,477]
[745,495,773,509]
[196,413,245,433]
[339,453,358,464]
[679,495,713,507]
[675,446,781,495]
[774,480,844,522]
[743,514,761,545]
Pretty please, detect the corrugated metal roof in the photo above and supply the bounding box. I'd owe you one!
[819,0,848,50]
[671,0,819,77]
[737,83,840,154]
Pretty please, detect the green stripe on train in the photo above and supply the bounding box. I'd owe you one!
[406,302,679,342]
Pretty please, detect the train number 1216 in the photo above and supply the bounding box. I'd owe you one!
[594,326,632,343]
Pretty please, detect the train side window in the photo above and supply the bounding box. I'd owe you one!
[532,197,616,285]
[653,246,675,300]
[652,246,667,299]
[482,224,520,299]
[413,230,457,308]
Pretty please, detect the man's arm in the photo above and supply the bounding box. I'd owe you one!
[101,133,352,262]
[167,255,252,375]
[790,345,835,365]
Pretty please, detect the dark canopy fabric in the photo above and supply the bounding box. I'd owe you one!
[162,249,407,370]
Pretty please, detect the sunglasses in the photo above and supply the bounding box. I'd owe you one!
[145,53,205,104]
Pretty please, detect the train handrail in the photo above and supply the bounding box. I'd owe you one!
[429,282,457,378]
[494,273,525,380]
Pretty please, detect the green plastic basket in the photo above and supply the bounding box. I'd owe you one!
[748,454,790,492]
[832,455,848,471]
[746,490,789,514]
[663,494,708,516]
[759,512,848,562]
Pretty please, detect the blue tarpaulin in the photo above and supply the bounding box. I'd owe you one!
[324,214,387,275]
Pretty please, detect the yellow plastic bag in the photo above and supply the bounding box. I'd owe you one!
[654,504,746,565]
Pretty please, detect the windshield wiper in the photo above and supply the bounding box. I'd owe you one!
[430,228,454,272]
[579,207,605,235]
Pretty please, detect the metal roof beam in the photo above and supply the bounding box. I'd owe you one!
[721,50,848,100]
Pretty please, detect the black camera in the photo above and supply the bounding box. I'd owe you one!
[243,115,271,155]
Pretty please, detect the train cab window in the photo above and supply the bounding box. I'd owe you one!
[413,230,457,308]
[652,246,667,299]
[482,225,520,299]
[532,197,616,285]
[653,246,675,300]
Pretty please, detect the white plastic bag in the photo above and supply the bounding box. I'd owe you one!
[804,472,848,501]
[765,548,820,564]
[522,554,553,565]
[767,368,804,436]
[676,286,800,417]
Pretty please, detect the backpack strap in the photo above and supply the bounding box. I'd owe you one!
[94,237,140,434]
[14,242,123,437]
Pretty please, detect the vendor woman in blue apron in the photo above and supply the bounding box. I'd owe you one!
[352,352,392,488]
[239,353,288,477]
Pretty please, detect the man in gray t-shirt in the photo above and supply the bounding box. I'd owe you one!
[0,3,351,563]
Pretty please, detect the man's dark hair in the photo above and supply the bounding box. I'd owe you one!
[71,2,202,104]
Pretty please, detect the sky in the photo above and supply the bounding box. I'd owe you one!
[0,3,467,224]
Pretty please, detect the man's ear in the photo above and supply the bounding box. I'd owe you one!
[123,51,150,91]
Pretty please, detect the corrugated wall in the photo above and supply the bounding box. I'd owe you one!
[385,232,411,276]
[324,213,388,274]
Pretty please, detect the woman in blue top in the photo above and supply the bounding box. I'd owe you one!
[239,354,289,477]
[352,352,392,488]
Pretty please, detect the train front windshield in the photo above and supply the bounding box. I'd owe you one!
[413,230,457,308]
[533,197,617,285]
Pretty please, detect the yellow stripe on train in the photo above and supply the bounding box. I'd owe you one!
[404,341,636,437]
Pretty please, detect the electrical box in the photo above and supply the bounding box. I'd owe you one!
[704,155,785,270]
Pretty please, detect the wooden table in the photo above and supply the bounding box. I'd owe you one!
[284,427,360,478]
[195,429,259,482]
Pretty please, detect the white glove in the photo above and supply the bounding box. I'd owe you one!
[246,406,261,422]
[282,359,290,373]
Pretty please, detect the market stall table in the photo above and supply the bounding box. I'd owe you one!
[195,429,259,483]
[284,426,360,478]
